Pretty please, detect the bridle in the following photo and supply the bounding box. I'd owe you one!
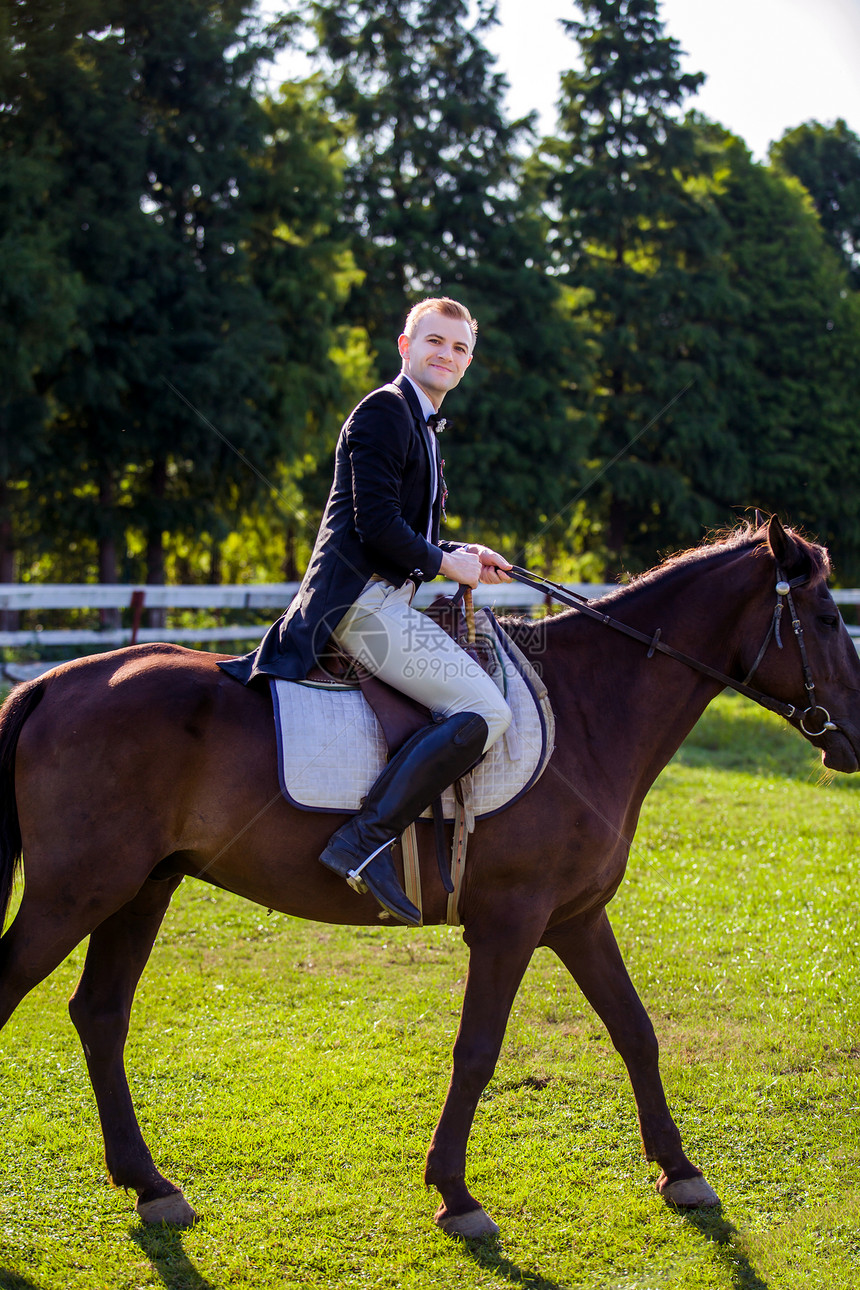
[741,572,837,737]
[505,564,839,739]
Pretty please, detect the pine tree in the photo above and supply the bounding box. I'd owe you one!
[703,125,860,578]
[308,0,593,547]
[309,0,519,341]
[541,0,755,574]
[0,6,87,603]
[2,0,357,595]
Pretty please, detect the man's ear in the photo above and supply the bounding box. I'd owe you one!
[397,333,409,361]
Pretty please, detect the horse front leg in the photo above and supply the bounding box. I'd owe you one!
[543,910,719,1207]
[425,912,545,1238]
[67,874,196,1226]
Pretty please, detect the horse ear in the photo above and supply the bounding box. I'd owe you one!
[754,508,767,529]
[766,515,802,571]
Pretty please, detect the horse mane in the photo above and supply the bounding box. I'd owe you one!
[624,520,831,591]
[501,520,831,648]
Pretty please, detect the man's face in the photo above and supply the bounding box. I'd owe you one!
[398,312,474,407]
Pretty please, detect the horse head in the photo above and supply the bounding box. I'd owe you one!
[741,515,860,773]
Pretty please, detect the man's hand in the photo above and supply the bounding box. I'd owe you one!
[463,544,513,585]
[439,547,483,588]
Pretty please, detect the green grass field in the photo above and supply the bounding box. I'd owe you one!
[1,693,859,1289]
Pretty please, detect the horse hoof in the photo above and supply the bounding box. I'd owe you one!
[135,1191,198,1227]
[658,1175,720,1208]
[435,1206,500,1239]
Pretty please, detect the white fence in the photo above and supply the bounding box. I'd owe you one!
[2,580,859,681]
[0,579,606,647]
[0,581,611,678]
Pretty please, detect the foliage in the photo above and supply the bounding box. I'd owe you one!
[699,124,860,580]
[771,118,860,288]
[2,0,860,590]
[309,0,518,343]
[308,0,594,547]
[539,0,753,574]
[3,2,265,583]
[1,696,859,1287]
[1,1,361,588]
[245,78,376,567]
[0,5,88,586]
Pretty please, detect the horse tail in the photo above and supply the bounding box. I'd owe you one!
[0,678,46,933]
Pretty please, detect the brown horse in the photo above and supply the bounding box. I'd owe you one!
[2,516,860,1237]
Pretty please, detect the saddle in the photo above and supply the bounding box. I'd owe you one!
[304,592,497,900]
[306,593,495,755]
[272,606,555,924]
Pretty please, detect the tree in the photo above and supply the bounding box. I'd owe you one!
[0,7,87,608]
[1,0,362,600]
[307,0,593,548]
[771,119,860,288]
[229,75,375,578]
[1,0,280,597]
[702,124,860,579]
[309,0,522,342]
[540,0,758,574]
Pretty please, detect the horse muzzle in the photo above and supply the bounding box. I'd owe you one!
[816,723,860,773]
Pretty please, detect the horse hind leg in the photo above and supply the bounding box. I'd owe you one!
[543,910,719,1208]
[0,888,109,1033]
[67,874,197,1226]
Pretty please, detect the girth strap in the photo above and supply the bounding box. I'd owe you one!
[432,797,454,893]
[446,796,471,926]
[401,823,423,922]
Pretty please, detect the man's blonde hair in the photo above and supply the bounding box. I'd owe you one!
[402,297,478,344]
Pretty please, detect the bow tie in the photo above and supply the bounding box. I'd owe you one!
[427,414,447,433]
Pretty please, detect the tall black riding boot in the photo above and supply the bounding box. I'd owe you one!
[319,710,489,925]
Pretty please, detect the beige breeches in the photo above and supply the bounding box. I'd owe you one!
[332,578,512,753]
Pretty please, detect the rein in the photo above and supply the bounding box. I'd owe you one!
[505,565,838,738]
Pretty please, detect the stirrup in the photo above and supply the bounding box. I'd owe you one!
[345,837,396,894]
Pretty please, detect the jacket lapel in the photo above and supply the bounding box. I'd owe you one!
[393,372,429,439]
[393,373,438,537]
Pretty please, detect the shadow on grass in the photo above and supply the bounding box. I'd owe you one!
[0,1273,48,1290]
[461,1237,567,1290]
[130,1225,217,1290]
[456,1210,771,1290]
[681,1208,769,1290]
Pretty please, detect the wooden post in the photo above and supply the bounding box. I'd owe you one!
[129,590,146,645]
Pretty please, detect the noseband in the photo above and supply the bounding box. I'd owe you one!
[506,565,839,738]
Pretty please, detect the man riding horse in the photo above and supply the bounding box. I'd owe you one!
[220,297,513,926]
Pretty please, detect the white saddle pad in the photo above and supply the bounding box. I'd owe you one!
[271,610,555,820]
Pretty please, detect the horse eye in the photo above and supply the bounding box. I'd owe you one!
[818,614,839,629]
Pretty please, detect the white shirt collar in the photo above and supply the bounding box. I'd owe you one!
[401,372,437,424]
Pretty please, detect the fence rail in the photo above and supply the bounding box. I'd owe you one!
[2,580,859,679]
[0,580,613,655]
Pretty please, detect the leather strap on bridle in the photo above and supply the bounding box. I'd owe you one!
[776,577,837,737]
[505,565,833,731]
